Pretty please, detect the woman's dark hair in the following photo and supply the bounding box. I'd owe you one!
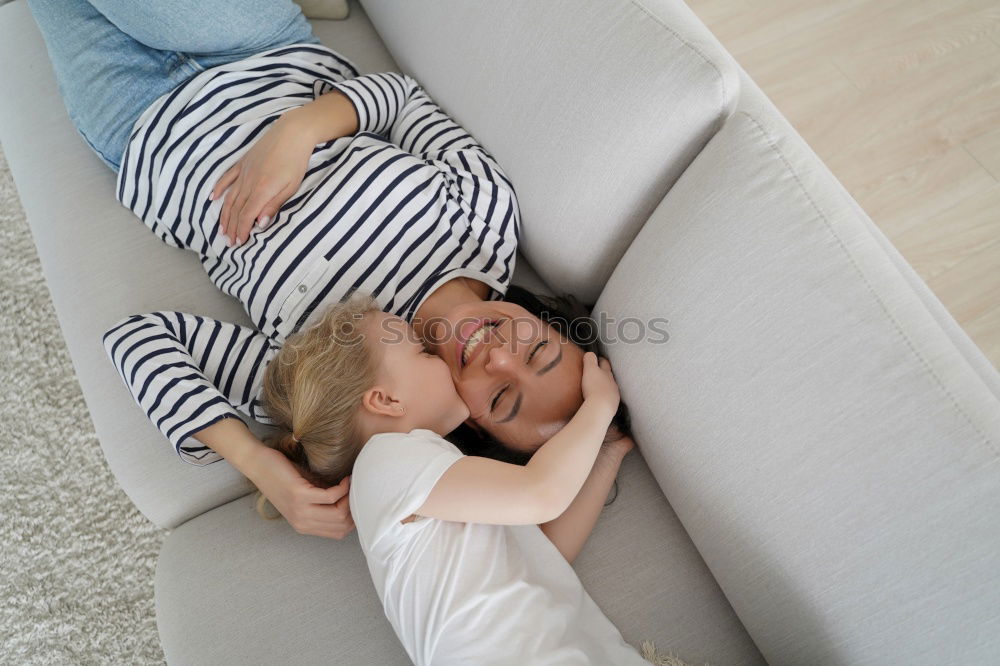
[447,284,632,505]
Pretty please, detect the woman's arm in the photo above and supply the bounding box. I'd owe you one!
[195,417,355,540]
[191,416,261,472]
[414,354,620,525]
[215,71,520,252]
[102,311,279,465]
[212,85,359,247]
[286,88,358,145]
[103,310,358,540]
[539,438,633,565]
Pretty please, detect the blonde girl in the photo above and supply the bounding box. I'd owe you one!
[251,293,664,665]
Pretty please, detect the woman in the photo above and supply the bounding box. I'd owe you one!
[29,0,629,540]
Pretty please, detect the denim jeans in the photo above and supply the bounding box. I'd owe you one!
[26,0,322,172]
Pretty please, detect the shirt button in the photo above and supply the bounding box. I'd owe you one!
[297,285,307,293]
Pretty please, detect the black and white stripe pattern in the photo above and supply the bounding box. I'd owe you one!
[103,44,520,465]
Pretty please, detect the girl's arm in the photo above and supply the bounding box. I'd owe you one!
[539,438,633,565]
[414,354,620,525]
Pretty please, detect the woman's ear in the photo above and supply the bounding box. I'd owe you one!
[361,387,405,418]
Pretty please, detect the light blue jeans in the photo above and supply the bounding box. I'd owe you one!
[26,0,322,172]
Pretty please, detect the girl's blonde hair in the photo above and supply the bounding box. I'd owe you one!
[253,292,382,521]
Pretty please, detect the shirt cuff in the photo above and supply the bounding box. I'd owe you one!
[172,410,247,467]
[314,77,379,137]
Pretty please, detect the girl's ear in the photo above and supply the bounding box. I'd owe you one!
[361,386,404,418]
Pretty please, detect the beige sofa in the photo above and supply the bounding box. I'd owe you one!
[1,0,998,663]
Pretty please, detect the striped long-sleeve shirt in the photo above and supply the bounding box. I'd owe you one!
[102,44,520,466]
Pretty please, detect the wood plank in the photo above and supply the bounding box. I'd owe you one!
[697,0,873,56]
[730,0,925,64]
[683,0,754,26]
[820,39,1000,173]
[833,0,1000,89]
[843,143,996,239]
[965,127,1000,180]
[926,240,1000,325]
[892,184,1000,280]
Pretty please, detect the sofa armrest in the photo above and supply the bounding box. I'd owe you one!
[595,73,1000,663]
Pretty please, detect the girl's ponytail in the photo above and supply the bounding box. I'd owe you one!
[273,430,307,467]
[252,293,382,521]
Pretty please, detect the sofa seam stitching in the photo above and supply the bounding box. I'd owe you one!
[629,0,728,130]
[736,110,997,458]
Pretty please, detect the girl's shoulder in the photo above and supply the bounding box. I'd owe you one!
[362,429,461,457]
[353,429,463,481]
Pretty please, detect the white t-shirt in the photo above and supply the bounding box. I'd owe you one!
[348,429,649,665]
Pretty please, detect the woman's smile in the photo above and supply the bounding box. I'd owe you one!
[459,319,502,368]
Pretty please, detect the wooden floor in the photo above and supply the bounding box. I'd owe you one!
[686,0,1000,370]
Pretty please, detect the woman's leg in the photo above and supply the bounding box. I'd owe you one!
[86,0,322,71]
[27,0,196,172]
[90,0,320,69]
[27,0,321,173]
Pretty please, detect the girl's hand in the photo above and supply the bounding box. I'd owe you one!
[581,352,620,412]
[211,113,317,247]
[247,446,355,539]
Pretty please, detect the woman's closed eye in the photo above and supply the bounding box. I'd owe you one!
[490,340,549,415]
[491,385,510,413]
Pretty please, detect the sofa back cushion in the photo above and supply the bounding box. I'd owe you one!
[359,0,739,303]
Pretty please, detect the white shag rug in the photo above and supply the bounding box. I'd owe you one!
[0,143,167,663]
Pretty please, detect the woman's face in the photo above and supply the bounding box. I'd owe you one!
[426,301,586,454]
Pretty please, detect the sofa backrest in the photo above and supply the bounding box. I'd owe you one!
[359,0,739,303]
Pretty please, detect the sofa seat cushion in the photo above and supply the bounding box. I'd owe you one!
[357,0,740,303]
[594,75,1000,663]
[155,452,764,665]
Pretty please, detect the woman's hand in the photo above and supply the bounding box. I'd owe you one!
[210,112,317,247]
[246,446,355,539]
[602,434,635,460]
[581,352,621,413]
